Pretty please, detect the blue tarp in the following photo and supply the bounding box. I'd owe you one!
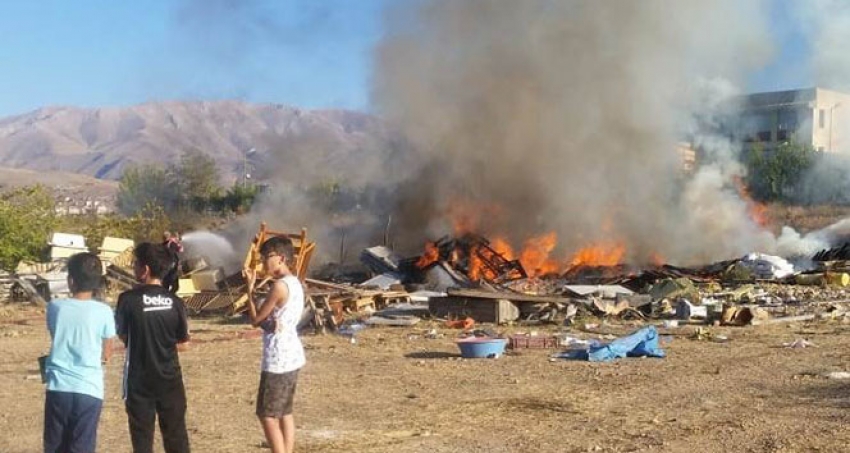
[555,326,666,362]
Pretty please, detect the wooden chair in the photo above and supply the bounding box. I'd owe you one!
[243,222,316,282]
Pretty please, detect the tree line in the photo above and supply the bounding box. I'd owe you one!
[117,149,260,217]
[742,141,850,204]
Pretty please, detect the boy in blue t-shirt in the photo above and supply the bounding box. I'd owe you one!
[44,252,116,453]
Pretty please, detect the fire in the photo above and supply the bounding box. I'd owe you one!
[415,241,439,268]
[648,252,666,267]
[468,246,484,280]
[519,232,561,277]
[490,237,515,260]
[445,201,504,235]
[568,242,626,267]
[412,200,648,281]
[732,176,770,228]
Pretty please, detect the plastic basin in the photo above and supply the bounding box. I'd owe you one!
[455,337,508,358]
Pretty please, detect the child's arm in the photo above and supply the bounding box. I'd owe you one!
[175,297,191,352]
[246,280,289,327]
[102,306,118,364]
[115,295,128,347]
[102,337,114,363]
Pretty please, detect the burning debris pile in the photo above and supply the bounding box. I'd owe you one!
[339,230,850,329]
[412,234,527,284]
[8,223,850,336]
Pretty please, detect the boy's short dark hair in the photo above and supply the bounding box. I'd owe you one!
[133,242,176,279]
[259,236,295,264]
[67,252,104,292]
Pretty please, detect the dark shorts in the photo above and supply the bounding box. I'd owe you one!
[256,370,299,418]
[44,390,103,453]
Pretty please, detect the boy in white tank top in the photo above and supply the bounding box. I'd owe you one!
[245,236,305,453]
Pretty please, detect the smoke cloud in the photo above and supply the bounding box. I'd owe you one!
[178,1,850,269]
[797,0,850,92]
[373,1,782,265]
[790,1,850,205]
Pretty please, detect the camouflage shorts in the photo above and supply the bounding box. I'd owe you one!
[256,370,299,418]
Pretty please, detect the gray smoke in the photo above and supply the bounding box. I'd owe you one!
[172,0,850,269]
[373,1,782,265]
[790,1,850,205]
[182,230,240,273]
[798,0,850,92]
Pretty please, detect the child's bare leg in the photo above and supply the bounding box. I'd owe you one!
[260,417,286,453]
[280,414,295,453]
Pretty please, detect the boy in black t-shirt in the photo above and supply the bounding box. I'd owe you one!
[116,242,191,453]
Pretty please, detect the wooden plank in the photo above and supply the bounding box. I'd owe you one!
[750,314,817,326]
[429,296,519,324]
[305,278,352,292]
[15,277,47,307]
[447,288,572,304]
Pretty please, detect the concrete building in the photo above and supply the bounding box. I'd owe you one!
[730,88,850,153]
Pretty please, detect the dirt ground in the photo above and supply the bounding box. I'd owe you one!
[3,304,850,453]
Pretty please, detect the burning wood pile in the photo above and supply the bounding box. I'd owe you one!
[412,234,527,284]
[347,230,850,328]
[13,222,850,334]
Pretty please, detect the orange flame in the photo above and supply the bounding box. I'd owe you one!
[519,232,561,277]
[490,237,516,260]
[648,252,666,267]
[444,201,507,235]
[732,176,770,228]
[415,241,439,268]
[468,246,484,280]
[569,242,626,267]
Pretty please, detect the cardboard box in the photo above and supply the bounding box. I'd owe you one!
[49,233,86,249]
[191,269,223,291]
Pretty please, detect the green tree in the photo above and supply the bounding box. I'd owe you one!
[170,148,221,211]
[0,185,57,270]
[117,150,223,216]
[744,141,815,201]
[212,183,260,214]
[116,164,174,215]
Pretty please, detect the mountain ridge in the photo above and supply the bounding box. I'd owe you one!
[0,100,392,183]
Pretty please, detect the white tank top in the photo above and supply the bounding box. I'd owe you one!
[261,275,306,373]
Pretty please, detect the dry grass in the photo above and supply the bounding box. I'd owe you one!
[3,304,850,452]
[767,204,850,234]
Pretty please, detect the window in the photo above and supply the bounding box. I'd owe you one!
[819,109,826,128]
[757,131,772,142]
[777,130,788,141]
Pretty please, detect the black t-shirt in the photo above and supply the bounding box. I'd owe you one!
[116,284,190,395]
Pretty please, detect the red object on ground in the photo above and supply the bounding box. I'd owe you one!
[445,317,475,329]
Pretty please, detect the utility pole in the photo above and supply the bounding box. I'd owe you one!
[243,147,255,187]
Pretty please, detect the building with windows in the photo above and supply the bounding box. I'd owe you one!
[729,88,850,153]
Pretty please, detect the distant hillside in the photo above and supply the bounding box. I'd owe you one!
[0,101,397,184]
[0,166,117,198]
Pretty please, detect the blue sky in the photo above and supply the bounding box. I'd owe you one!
[0,0,814,117]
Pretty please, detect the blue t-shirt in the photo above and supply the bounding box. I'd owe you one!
[46,298,116,400]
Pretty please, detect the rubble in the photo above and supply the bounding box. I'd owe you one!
[286,233,850,331]
[552,326,665,362]
[10,223,850,363]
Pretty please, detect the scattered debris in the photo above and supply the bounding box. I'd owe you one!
[552,326,665,362]
[823,371,850,380]
[783,339,816,349]
[445,317,475,329]
[508,333,559,349]
[738,253,795,279]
